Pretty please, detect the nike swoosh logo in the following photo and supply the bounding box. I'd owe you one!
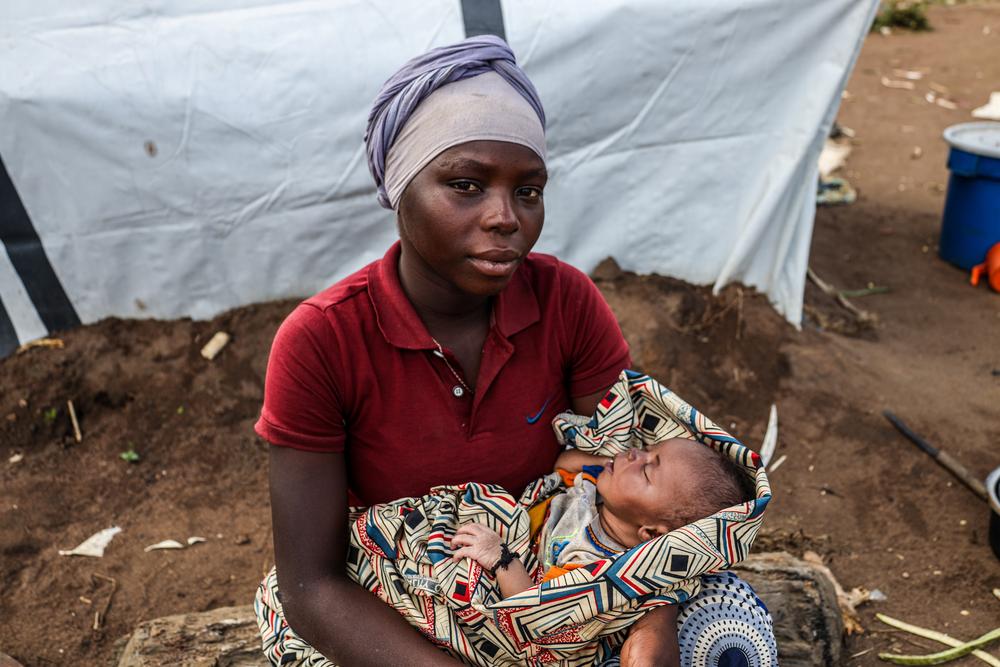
[526,395,554,424]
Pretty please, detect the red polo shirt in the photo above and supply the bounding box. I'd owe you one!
[255,241,630,506]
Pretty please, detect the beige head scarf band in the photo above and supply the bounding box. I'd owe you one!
[382,71,547,210]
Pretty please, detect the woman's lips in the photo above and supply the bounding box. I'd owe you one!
[468,254,520,277]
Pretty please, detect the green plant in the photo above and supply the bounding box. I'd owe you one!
[872,1,932,31]
[43,407,58,423]
[120,447,141,463]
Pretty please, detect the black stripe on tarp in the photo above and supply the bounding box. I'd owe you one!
[461,0,506,39]
[0,153,80,334]
[0,296,18,357]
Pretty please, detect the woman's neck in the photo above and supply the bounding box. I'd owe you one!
[397,248,491,331]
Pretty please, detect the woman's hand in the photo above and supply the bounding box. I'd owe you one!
[451,523,503,570]
[619,605,680,667]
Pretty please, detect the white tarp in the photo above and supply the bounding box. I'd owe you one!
[0,0,878,348]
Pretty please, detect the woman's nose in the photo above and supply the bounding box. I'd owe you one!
[482,194,520,235]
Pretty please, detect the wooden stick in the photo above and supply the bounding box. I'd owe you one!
[91,573,117,631]
[807,267,876,323]
[883,411,988,501]
[839,285,890,298]
[67,399,82,443]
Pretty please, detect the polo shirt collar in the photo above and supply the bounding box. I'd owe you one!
[368,241,540,350]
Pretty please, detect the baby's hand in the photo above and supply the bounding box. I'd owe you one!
[451,523,502,570]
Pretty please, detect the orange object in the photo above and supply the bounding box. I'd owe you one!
[970,242,1000,292]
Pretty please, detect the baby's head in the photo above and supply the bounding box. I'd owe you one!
[596,437,755,547]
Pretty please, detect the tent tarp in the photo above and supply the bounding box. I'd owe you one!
[0,0,878,353]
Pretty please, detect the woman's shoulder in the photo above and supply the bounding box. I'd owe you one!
[301,263,373,313]
[273,263,376,346]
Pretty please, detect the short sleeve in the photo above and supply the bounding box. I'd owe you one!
[561,263,631,397]
[255,304,346,452]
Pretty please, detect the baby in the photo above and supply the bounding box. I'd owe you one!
[451,437,755,598]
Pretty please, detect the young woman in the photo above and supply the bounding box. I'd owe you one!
[255,36,772,667]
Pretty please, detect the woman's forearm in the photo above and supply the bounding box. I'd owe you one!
[281,573,463,667]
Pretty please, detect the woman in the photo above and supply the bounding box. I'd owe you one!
[255,36,771,667]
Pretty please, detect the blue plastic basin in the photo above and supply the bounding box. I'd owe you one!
[940,122,1000,270]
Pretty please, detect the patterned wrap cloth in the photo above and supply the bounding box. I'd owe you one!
[364,35,545,209]
[255,370,776,666]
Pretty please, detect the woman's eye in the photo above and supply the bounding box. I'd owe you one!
[449,180,481,193]
[518,187,543,200]
[643,464,650,482]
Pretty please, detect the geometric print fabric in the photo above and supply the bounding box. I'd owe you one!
[255,370,772,666]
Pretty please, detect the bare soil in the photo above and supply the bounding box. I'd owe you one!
[2,4,1000,665]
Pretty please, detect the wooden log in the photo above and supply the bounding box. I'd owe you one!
[114,605,267,667]
[115,552,843,666]
[735,551,845,667]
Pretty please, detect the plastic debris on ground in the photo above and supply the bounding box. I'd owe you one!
[819,139,853,178]
[760,404,778,466]
[972,92,1000,121]
[881,76,915,90]
[818,177,858,206]
[58,526,122,557]
[200,332,230,360]
[15,338,64,354]
[144,536,208,552]
[926,91,959,110]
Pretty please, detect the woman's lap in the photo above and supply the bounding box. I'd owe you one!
[254,569,777,667]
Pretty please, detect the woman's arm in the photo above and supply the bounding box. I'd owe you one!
[269,446,462,666]
[549,389,615,473]
[619,606,680,667]
[570,388,605,420]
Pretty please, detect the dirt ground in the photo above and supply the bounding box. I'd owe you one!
[2,4,1000,665]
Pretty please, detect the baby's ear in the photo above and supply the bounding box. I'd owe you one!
[637,523,671,542]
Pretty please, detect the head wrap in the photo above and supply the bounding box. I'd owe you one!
[365,35,547,210]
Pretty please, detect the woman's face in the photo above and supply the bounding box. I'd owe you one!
[397,140,547,297]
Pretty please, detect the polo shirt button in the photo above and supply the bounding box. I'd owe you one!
[452,385,464,398]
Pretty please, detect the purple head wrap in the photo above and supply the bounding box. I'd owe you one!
[365,35,546,209]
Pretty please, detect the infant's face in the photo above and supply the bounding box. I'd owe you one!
[595,437,702,530]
